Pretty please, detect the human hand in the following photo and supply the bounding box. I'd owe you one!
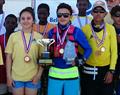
[104,71,113,84]
[7,76,14,87]
[32,74,40,84]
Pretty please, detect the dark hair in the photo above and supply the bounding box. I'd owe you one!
[19,7,35,21]
[3,0,5,4]
[110,5,120,16]
[37,3,50,12]
[77,0,89,3]
[5,14,17,22]
[57,3,73,15]
[77,0,91,9]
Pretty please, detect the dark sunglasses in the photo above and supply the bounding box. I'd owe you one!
[114,12,120,17]
[57,13,70,18]
[93,9,106,13]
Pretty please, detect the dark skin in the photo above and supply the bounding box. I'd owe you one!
[4,16,17,38]
[112,15,120,43]
[0,0,5,14]
[37,8,49,25]
[77,0,89,16]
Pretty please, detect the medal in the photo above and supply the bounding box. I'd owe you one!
[24,55,31,62]
[95,50,101,56]
[101,46,106,52]
[21,31,33,62]
[56,25,70,55]
[59,48,64,54]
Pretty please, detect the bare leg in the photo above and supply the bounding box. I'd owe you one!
[12,88,24,95]
[25,88,38,95]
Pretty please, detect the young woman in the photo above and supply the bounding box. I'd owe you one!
[5,7,43,95]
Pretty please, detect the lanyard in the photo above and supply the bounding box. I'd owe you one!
[91,23,106,47]
[21,31,33,53]
[56,25,70,47]
[37,23,48,37]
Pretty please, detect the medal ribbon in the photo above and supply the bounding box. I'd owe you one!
[21,31,33,53]
[56,25,70,47]
[37,23,48,37]
[91,23,106,47]
[77,16,88,28]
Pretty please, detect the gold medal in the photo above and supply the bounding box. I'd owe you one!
[24,55,31,62]
[101,46,106,52]
[95,50,101,56]
[59,48,64,54]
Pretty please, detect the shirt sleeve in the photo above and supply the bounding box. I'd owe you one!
[74,27,92,59]
[0,45,3,65]
[109,26,118,70]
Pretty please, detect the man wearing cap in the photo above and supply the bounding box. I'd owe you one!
[111,5,120,95]
[80,1,117,95]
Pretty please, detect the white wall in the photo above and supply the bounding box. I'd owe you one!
[4,0,31,17]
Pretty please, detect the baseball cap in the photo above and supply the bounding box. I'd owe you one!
[92,1,107,11]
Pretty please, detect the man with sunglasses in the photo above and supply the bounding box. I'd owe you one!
[111,5,120,95]
[47,3,92,95]
[80,1,117,95]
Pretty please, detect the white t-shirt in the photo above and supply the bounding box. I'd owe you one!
[72,16,92,29]
[0,13,6,35]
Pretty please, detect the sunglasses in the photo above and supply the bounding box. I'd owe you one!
[93,9,106,13]
[114,12,120,17]
[57,13,70,18]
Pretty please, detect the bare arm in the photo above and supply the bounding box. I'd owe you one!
[6,53,13,87]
